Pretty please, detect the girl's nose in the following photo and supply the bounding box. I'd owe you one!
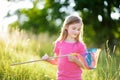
[75,30,80,34]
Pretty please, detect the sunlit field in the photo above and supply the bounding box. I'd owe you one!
[0,29,120,80]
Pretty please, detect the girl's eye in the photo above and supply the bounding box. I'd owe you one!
[72,27,76,30]
[72,27,80,31]
[77,29,80,31]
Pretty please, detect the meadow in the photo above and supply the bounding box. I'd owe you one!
[0,29,120,80]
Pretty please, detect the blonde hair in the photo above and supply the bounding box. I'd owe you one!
[56,15,84,42]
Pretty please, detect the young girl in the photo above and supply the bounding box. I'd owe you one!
[42,15,100,80]
[42,15,86,80]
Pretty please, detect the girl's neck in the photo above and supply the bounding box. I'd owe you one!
[65,37,76,43]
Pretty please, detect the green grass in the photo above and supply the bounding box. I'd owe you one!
[0,29,120,80]
[82,50,120,80]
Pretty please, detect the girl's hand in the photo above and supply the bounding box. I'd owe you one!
[42,54,58,65]
[42,54,50,61]
[68,53,86,69]
[68,54,77,62]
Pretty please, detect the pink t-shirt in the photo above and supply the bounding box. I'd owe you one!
[54,41,86,80]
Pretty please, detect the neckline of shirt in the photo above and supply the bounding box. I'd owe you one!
[63,41,77,44]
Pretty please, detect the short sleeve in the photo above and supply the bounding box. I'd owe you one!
[53,41,60,55]
[78,42,87,56]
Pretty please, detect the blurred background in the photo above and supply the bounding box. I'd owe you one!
[0,0,120,80]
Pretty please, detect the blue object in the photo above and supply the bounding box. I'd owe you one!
[85,48,98,69]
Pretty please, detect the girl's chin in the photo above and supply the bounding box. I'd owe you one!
[73,35,77,37]
[71,36,77,38]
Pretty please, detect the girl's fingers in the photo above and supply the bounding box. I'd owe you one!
[68,54,72,61]
[68,54,76,62]
[42,54,49,60]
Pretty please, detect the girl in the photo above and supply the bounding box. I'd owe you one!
[42,15,86,80]
[42,15,100,80]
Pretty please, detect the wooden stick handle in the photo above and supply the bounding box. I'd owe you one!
[10,54,69,66]
[10,59,44,66]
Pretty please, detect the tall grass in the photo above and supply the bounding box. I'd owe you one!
[0,29,57,80]
[82,49,120,80]
[0,29,119,80]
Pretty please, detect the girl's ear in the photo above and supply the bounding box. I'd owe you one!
[65,28,68,30]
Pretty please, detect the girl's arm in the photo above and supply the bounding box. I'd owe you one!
[74,57,86,69]
[47,54,58,65]
[68,55,86,69]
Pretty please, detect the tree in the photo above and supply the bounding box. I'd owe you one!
[7,0,120,53]
[19,0,60,34]
[73,0,120,53]
[8,0,64,34]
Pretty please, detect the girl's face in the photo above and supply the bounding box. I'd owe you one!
[67,23,81,40]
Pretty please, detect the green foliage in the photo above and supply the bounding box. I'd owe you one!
[73,0,120,53]
[15,0,64,35]
[82,48,120,80]
[0,29,120,80]
[0,29,57,80]
[19,8,58,34]
[8,0,120,50]
[97,52,120,80]
[6,0,119,60]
